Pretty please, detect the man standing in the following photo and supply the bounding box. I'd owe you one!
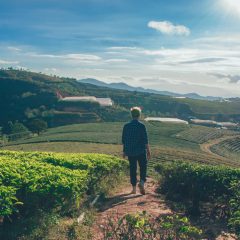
[122,107,151,195]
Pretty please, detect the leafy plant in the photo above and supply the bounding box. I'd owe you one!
[100,212,203,240]
[155,162,240,235]
[0,150,127,221]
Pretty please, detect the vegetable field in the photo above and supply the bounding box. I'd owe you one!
[0,150,127,220]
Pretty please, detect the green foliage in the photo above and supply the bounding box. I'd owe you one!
[228,181,240,237]
[155,162,240,235]
[27,119,48,134]
[1,69,240,127]
[0,150,127,220]
[101,212,203,239]
[2,121,31,141]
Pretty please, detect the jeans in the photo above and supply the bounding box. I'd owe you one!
[128,153,147,186]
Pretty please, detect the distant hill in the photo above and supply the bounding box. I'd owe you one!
[79,78,222,101]
[0,69,239,128]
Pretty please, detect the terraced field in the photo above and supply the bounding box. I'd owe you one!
[3,122,199,151]
[175,125,237,144]
[2,121,240,168]
[211,136,240,161]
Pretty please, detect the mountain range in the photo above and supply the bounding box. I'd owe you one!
[78,78,222,101]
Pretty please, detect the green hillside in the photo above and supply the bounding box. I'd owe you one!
[0,69,240,129]
[3,122,240,168]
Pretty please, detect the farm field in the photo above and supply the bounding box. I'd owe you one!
[211,137,240,161]
[2,122,199,151]
[2,121,240,168]
[175,125,237,144]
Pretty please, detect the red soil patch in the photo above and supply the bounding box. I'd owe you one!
[92,178,171,239]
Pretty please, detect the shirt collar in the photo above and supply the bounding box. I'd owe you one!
[131,119,139,123]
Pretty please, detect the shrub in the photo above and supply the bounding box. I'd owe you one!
[155,162,240,235]
[0,150,128,220]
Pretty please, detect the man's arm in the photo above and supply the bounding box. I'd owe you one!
[122,125,126,159]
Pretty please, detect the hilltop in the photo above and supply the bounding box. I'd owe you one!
[0,69,240,128]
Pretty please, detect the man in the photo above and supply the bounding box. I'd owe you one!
[122,107,151,195]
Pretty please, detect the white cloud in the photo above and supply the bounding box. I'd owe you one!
[27,53,102,61]
[0,59,19,64]
[64,54,101,61]
[148,21,190,36]
[7,46,22,52]
[108,46,138,50]
[44,67,58,72]
[105,58,129,63]
[220,0,240,16]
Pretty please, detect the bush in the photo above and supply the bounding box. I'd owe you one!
[155,162,240,235]
[0,150,128,220]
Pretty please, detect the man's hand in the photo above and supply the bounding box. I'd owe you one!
[146,144,151,161]
[147,151,151,161]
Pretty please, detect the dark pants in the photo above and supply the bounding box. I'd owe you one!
[128,153,147,186]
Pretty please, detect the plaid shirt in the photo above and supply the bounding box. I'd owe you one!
[122,119,149,156]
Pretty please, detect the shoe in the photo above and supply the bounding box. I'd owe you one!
[131,186,136,194]
[138,183,145,195]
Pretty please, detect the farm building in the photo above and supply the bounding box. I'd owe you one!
[190,119,238,129]
[217,122,238,127]
[56,92,113,107]
[145,117,188,124]
[190,119,218,127]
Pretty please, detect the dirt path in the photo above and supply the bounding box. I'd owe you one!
[200,135,240,160]
[92,178,171,240]
[91,178,237,240]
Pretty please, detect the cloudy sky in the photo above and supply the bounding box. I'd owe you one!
[1,0,240,97]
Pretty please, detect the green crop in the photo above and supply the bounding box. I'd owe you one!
[155,162,240,236]
[0,150,127,220]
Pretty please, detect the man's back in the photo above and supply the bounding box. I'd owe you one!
[122,119,148,157]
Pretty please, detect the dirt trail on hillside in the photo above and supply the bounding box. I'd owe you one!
[91,178,237,240]
[200,135,240,160]
[92,178,171,240]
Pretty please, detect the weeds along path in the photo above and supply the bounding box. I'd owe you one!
[200,135,240,161]
[92,178,171,240]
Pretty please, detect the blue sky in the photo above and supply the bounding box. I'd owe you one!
[1,0,240,97]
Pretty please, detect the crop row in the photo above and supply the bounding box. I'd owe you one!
[216,137,240,153]
[176,126,235,144]
[155,162,240,236]
[0,150,127,220]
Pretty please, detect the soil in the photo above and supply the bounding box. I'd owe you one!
[92,178,171,240]
[91,178,238,240]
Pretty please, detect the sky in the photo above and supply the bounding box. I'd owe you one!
[1,0,240,97]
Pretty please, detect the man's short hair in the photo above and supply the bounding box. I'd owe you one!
[130,107,141,118]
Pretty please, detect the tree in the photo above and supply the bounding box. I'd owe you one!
[28,119,48,135]
[2,121,30,141]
